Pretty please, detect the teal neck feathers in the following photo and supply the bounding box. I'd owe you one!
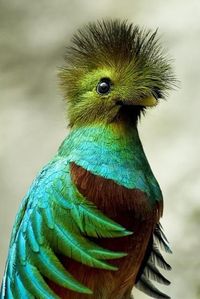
[58,122,162,204]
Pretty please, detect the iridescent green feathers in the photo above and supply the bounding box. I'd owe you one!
[59,123,163,203]
[1,159,131,298]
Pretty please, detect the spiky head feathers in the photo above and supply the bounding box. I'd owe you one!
[59,20,174,126]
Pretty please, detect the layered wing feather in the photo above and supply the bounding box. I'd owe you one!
[1,157,131,298]
[135,223,172,299]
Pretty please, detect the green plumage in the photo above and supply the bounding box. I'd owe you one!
[1,123,170,298]
[59,19,175,126]
[1,155,132,298]
[1,19,174,299]
[60,123,162,202]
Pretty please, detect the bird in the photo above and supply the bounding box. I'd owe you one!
[1,20,175,299]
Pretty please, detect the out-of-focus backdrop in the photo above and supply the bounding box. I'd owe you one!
[0,1,199,298]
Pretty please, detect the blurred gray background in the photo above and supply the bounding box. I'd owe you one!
[0,1,200,298]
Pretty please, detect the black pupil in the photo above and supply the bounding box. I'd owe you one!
[97,78,111,94]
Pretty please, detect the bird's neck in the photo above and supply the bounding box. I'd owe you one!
[58,121,162,203]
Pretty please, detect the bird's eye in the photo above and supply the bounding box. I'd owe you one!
[96,78,111,95]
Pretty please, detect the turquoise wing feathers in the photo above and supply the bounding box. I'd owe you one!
[1,157,131,299]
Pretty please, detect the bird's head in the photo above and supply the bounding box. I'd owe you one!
[59,20,175,127]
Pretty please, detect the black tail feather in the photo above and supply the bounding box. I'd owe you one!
[136,275,171,299]
[135,223,172,299]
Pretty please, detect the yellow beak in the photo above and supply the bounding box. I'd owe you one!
[135,95,158,107]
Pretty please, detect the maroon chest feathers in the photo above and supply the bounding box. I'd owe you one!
[70,162,162,269]
[70,162,162,228]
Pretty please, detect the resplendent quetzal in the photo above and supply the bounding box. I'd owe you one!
[1,20,175,299]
